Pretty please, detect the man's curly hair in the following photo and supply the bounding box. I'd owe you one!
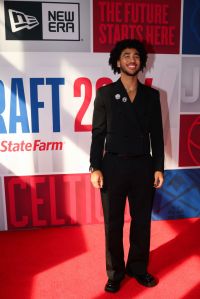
[108,39,148,74]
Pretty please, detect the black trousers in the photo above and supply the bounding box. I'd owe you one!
[100,152,155,281]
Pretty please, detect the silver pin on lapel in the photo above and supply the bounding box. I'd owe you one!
[122,97,127,102]
[115,94,121,100]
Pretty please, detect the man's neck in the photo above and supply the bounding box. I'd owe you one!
[120,74,138,92]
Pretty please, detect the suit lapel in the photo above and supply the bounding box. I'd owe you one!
[134,83,149,133]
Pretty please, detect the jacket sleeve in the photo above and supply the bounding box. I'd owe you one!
[89,88,107,170]
[149,90,164,172]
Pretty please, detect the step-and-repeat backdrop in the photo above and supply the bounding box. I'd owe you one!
[0,0,199,230]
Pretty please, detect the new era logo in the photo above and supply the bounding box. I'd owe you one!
[4,1,81,42]
[8,9,39,32]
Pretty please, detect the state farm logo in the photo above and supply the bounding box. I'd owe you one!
[8,9,39,33]
[4,1,80,41]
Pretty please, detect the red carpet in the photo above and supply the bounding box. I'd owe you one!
[0,218,200,299]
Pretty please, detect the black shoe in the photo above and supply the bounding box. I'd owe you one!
[104,279,121,293]
[126,271,158,287]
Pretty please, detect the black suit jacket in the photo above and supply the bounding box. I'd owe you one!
[90,79,164,172]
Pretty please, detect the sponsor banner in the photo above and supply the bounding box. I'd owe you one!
[182,0,200,54]
[152,169,200,220]
[4,169,200,230]
[1,0,90,52]
[0,53,180,177]
[93,0,181,53]
[179,115,200,167]
[0,0,200,230]
[5,1,80,41]
[42,2,80,40]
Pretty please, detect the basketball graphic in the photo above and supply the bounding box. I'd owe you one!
[179,115,200,166]
[188,115,200,165]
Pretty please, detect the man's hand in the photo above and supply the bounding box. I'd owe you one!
[154,171,164,189]
[91,170,104,189]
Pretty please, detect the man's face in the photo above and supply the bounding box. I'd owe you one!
[117,48,141,76]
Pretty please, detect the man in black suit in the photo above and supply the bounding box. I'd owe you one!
[89,39,164,293]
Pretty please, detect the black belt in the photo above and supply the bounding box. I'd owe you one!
[107,152,146,159]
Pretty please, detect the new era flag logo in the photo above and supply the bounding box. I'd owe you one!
[4,1,84,44]
[8,9,39,32]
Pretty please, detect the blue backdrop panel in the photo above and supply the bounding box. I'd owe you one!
[182,0,200,54]
[152,169,200,220]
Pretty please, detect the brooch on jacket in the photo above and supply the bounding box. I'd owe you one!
[115,94,127,103]
[115,94,121,100]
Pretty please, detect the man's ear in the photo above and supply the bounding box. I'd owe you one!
[117,60,120,68]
